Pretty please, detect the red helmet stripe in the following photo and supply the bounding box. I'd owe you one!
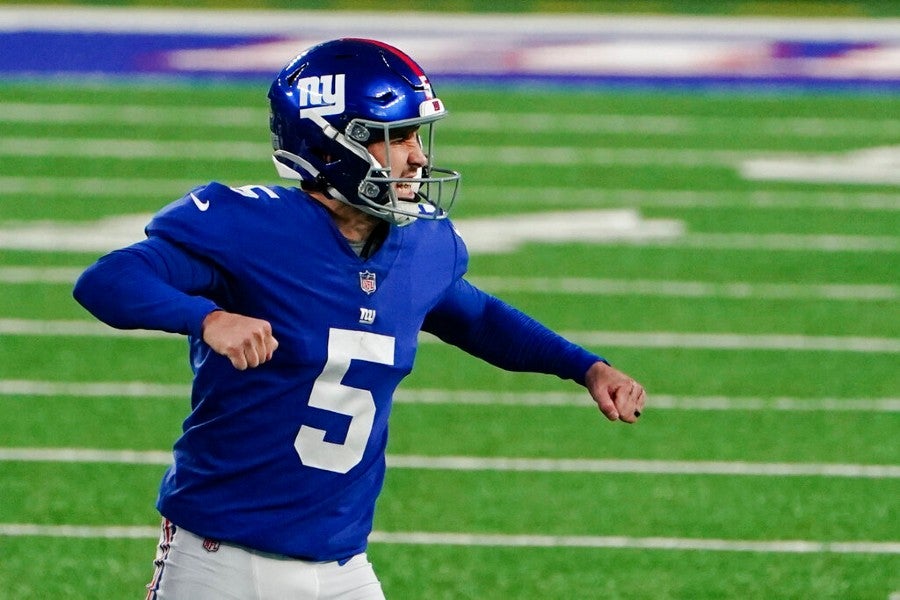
[343,37,426,78]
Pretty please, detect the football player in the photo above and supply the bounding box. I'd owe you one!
[73,38,646,600]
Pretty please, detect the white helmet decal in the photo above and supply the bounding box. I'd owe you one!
[297,74,346,118]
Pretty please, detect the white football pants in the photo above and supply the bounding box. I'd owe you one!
[146,519,385,600]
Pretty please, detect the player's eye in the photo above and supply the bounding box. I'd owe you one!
[389,126,419,143]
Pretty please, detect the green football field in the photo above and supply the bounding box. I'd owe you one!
[0,80,897,599]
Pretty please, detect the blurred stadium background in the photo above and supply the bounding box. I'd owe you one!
[0,1,897,598]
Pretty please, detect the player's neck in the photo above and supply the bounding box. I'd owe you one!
[310,193,381,244]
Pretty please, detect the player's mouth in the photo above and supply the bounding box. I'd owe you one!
[394,181,418,198]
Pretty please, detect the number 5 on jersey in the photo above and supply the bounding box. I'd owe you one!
[295,328,395,474]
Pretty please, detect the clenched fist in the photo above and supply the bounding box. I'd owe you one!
[201,310,279,370]
[584,361,646,424]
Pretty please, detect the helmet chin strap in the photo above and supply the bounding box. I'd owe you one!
[272,151,310,180]
[271,150,416,226]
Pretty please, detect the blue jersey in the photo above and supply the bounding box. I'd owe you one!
[73,182,602,562]
[146,182,466,560]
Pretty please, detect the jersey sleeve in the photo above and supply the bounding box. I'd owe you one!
[76,181,262,335]
[73,233,223,337]
[421,278,606,386]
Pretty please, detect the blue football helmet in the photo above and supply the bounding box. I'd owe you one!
[269,38,460,226]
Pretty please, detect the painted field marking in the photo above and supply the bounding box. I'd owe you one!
[0,176,201,197]
[0,523,896,555]
[468,186,900,211]
[0,318,176,338]
[3,177,896,214]
[1,266,895,301]
[0,136,268,161]
[3,210,896,253]
[19,134,895,187]
[1,318,897,352]
[4,103,899,140]
[741,145,900,185]
[1,447,897,479]
[452,112,900,139]
[557,331,900,353]
[370,532,900,555]
[0,266,84,283]
[386,455,900,478]
[0,524,159,539]
[0,103,260,127]
[2,380,897,413]
[0,379,190,397]
[469,276,898,301]
[0,136,835,169]
[394,389,900,413]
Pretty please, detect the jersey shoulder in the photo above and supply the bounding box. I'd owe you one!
[145,182,306,257]
[405,215,469,281]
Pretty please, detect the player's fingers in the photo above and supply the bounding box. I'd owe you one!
[614,381,643,423]
[594,387,619,421]
[264,335,279,362]
[244,344,262,369]
[242,322,276,368]
[229,349,249,371]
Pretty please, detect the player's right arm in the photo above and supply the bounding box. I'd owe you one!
[74,236,277,369]
[73,236,220,337]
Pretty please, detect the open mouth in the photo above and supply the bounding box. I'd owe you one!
[394,181,420,197]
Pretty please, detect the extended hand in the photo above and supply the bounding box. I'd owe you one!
[585,361,646,423]
[201,310,279,370]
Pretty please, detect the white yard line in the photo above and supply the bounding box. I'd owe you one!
[0,136,800,167]
[0,176,202,197]
[368,532,900,555]
[558,331,900,353]
[0,318,175,338]
[1,318,896,351]
[394,390,900,412]
[469,276,898,301]
[386,456,900,478]
[0,447,174,465]
[8,138,897,186]
[1,266,894,301]
[0,523,896,555]
[2,380,897,413]
[452,112,900,139]
[466,186,900,212]
[1,447,897,479]
[0,103,260,127]
[0,524,159,538]
[0,221,894,253]
[4,103,898,140]
[0,379,190,397]
[0,137,269,161]
[0,266,84,283]
[3,177,896,213]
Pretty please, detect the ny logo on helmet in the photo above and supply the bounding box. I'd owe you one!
[297,74,346,118]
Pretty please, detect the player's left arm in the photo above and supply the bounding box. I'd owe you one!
[422,278,646,422]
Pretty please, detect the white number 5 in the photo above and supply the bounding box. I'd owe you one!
[295,328,395,474]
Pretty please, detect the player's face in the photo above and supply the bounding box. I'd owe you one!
[368,126,427,200]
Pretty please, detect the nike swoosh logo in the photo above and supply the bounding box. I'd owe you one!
[190,192,210,212]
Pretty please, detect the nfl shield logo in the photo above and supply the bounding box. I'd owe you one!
[359,271,377,295]
[202,538,220,553]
